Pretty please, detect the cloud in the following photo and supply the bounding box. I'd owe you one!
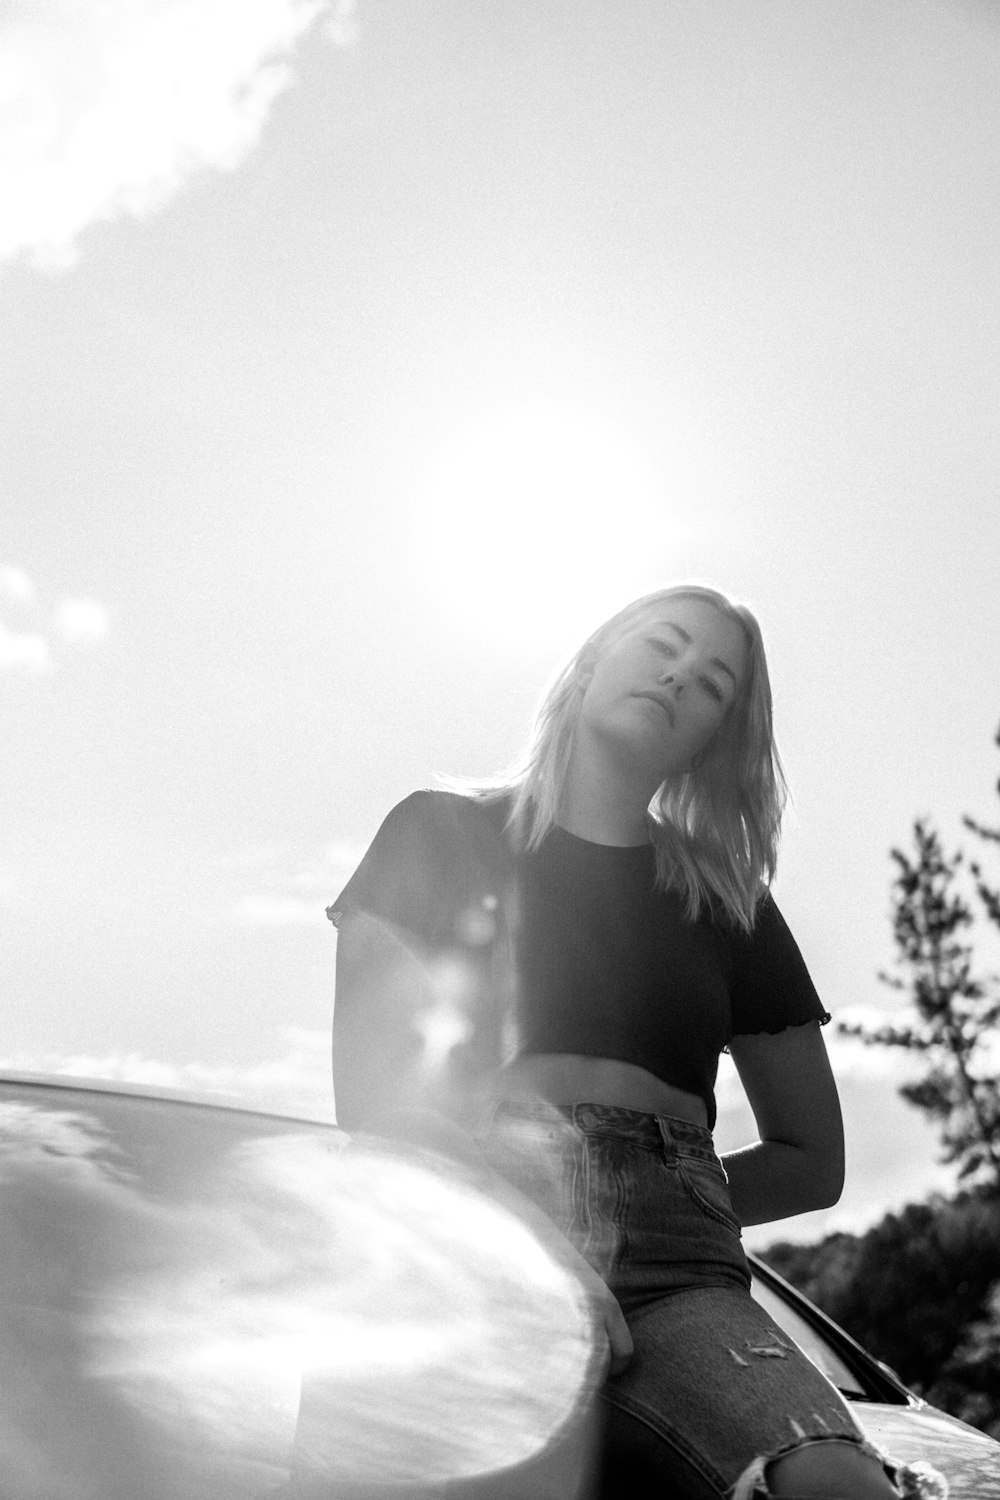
[228,838,363,926]
[52,596,110,644]
[1,1027,959,1252]
[230,894,329,926]
[0,567,50,671]
[0,621,50,673]
[0,1026,335,1122]
[0,567,35,603]
[1,562,110,672]
[0,0,354,271]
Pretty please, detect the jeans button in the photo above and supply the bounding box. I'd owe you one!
[577,1108,597,1128]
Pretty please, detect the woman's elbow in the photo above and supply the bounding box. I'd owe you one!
[809,1148,845,1209]
[332,1078,366,1134]
[814,1174,844,1211]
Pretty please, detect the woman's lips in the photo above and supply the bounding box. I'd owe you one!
[635,692,675,728]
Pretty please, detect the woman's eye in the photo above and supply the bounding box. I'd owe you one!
[651,639,677,656]
[701,678,723,702]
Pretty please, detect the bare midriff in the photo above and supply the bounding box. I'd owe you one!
[498,1053,709,1128]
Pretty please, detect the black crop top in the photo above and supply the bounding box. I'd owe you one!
[328,790,830,1128]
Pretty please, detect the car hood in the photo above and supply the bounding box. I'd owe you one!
[0,1077,601,1498]
[853,1402,1000,1500]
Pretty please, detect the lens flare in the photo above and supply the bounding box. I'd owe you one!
[1,1095,598,1497]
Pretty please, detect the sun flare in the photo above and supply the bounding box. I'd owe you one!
[412,402,669,646]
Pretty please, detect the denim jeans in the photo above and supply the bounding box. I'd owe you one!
[477,1100,880,1499]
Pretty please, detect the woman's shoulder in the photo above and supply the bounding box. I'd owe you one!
[745,888,791,943]
[726,887,829,1033]
[328,788,513,940]
[388,787,513,838]
[374,786,516,880]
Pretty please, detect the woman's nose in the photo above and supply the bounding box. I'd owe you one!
[659,669,685,693]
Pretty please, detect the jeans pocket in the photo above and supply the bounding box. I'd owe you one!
[675,1152,742,1236]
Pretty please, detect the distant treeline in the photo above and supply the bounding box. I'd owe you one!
[760,1191,1000,1438]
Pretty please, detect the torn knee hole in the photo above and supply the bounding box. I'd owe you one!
[731,1436,950,1500]
[730,1452,770,1499]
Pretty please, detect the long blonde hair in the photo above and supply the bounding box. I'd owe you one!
[458,585,786,932]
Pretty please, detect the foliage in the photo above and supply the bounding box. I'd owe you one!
[840,727,1000,1190]
[761,731,1000,1435]
[928,1282,1000,1440]
[761,1192,1000,1434]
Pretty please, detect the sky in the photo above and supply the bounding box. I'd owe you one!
[2,0,999,1246]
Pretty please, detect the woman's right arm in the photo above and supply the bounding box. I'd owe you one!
[332,908,634,1373]
[332,906,439,1134]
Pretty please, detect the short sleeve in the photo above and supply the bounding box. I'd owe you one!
[326,790,511,951]
[728,893,831,1039]
[326,792,452,944]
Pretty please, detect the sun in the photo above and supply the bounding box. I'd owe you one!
[410,401,669,648]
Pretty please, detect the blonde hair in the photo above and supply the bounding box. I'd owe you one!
[460,585,786,932]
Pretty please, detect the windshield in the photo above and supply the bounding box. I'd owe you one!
[750,1275,867,1400]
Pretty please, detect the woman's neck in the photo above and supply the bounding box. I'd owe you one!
[557,747,655,846]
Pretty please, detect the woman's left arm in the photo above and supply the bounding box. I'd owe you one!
[723,1021,845,1228]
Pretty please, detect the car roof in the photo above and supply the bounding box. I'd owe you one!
[0,1068,334,1126]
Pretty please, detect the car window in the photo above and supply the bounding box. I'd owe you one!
[750,1276,867,1398]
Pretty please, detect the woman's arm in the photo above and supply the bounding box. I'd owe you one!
[332,907,447,1134]
[333,909,634,1372]
[723,1021,845,1228]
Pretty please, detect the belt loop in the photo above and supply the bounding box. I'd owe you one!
[655,1114,678,1166]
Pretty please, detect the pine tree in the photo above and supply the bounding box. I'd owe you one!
[840,728,1000,1192]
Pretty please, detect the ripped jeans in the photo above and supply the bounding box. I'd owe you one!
[478,1100,891,1499]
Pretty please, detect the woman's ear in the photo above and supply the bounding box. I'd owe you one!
[575,654,597,688]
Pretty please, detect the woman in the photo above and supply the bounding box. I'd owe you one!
[329,586,920,1499]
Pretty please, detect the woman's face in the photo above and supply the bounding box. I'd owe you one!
[576,597,749,784]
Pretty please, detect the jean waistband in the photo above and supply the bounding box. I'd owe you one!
[489,1098,716,1153]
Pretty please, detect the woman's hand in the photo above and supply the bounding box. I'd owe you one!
[486,1197,634,1377]
[465,1156,635,1378]
[587,1275,634,1376]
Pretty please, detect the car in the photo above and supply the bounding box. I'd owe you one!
[2,1072,998,1498]
[747,1253,995,1499]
